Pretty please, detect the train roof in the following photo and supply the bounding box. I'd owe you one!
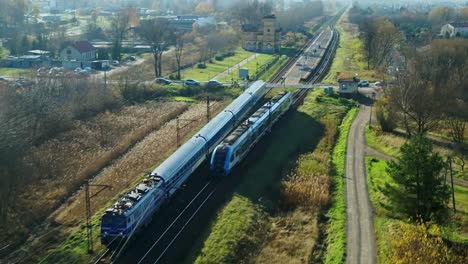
[223,92,289,145]
[196,111,233,140]
[151,136,206,178]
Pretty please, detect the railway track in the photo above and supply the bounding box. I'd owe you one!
[93,12,342,264]
[291,29,340,106]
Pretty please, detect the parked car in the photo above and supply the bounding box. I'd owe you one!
[358,80,369,87]
[206,80,223,87]
[0,76,6,81]
[154,78,172,85]
[129,56,136,61]
[185,79,200,86]
[112,60,120,66]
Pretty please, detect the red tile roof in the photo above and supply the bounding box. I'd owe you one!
[72,41,96,53]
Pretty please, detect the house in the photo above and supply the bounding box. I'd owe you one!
[60,41,97,61]
[338,77,359,94]
[441,22,468,38]
[241,14,281,53]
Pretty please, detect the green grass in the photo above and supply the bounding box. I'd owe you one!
[324,107,358,264]
[192,90,357,263]
[0,47,10,58]
[322,12,378,84]
[366,157,468,262]
[257,55,289,82]
[219,53,275,82]
[0,67,33,77]
[365,126,401,158]
[182,48,254,81]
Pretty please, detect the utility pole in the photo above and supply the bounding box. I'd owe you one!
[448,156,456,213]
[206,95,211,122]
[85,181,111,254]
[176,118,197,147]
[369,92,375,125]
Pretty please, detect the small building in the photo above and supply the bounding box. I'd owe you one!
[26,50,51,60]
[60,41,97,61]
[338,77,359,94]
[441,22,468,38]
[241,14,281,53]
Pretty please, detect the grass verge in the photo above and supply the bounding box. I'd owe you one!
[324,107,358,264]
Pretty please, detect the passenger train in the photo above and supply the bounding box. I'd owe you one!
[210,91,292,177]
[100,81,268,244]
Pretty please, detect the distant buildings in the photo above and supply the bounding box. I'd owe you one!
[241,14,281,54]
[441,22,468,38]
[60,41,97,61]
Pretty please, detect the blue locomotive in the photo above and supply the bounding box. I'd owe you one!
[100,81,268,244]
[210,92,292,177]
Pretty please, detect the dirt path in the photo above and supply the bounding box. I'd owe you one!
[345,105,376,264]
[211,53,258,81]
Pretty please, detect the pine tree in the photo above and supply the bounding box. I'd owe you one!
[386,135,449,222]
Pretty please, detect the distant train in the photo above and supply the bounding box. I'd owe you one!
[100,81,268,244]
[210,92,292,177]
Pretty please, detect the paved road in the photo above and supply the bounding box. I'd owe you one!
[345,105,376,264]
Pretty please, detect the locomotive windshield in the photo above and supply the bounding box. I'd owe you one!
[102,214,127,228]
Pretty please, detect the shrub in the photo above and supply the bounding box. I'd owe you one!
[391,222,464,264]
[215,55,224,61]
[197,63,207,69]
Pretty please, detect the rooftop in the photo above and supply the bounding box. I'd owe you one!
[71,41,96,53]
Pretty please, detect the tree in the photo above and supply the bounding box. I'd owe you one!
[386,135,449,222]
[110,6,138,61]
[139,18,170,77]
[174,31,185,80]
[459,7,468,21]
[428,6,455,26]
[195,1,214,15]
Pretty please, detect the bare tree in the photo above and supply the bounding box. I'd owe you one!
[389,57,443,136]
[139,18,170,77]
[110,6,138,61]
[174,31,185,80]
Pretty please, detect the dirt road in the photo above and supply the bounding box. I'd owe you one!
[345,105,376,264]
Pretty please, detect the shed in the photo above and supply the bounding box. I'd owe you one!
[338,77,359,93]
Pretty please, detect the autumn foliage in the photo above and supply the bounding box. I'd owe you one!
[391,222,466,264]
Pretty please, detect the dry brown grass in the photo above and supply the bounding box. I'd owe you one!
[255,210,319,264]
[0,102,187,247]
[257,115,339,263]
[54,101,227,225]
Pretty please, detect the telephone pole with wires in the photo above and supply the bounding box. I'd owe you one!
[85,181,112,253]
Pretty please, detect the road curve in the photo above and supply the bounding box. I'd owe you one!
[345,105,376,264]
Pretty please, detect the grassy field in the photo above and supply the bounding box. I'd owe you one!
[0,67,34,77]
[322,12,378,84]
[325,107,358,264]
[365,126,466,179]
[182,48,254,81]
[218,53,275,82]
[366,158,468,262]
[191,90,357,263]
